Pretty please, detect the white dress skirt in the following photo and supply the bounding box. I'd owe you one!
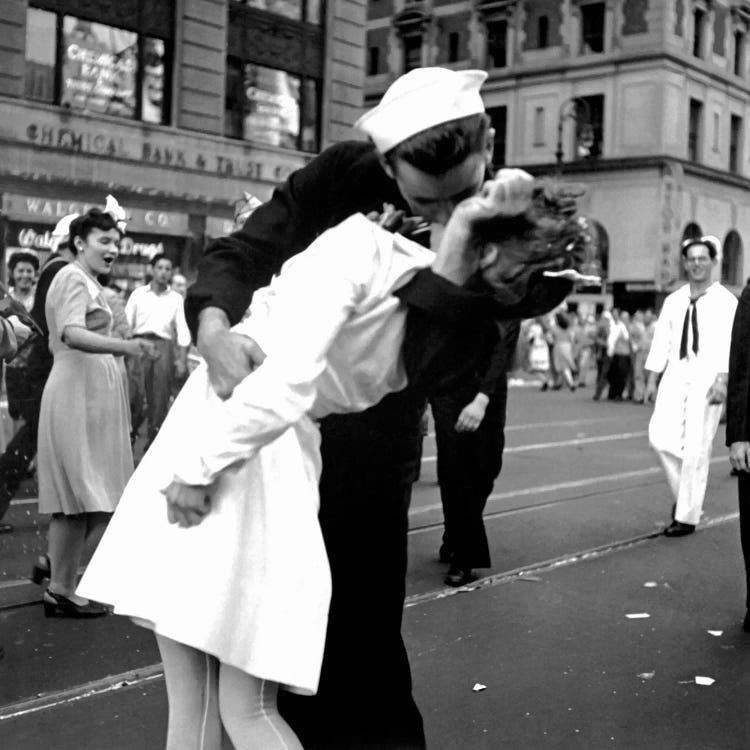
[77,362,331,696]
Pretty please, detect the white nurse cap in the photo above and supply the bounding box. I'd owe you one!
[355,67,488,154]
[51,213,79,250]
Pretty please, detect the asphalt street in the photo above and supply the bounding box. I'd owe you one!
[1,384,748,749]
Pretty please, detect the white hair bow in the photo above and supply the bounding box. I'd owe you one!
[104,194,128,232]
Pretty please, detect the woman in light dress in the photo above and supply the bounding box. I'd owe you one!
[77,173,591,749]
[36,209,156,618]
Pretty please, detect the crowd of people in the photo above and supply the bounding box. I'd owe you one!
[1,65,749,750]
[520,305,657,400]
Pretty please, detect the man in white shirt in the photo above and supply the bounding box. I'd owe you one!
[125,253,191,445]
[645,237,737,536]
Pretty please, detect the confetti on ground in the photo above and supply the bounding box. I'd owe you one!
[707,630,723,637]
[472,683,487,692]
[626,613,651,619]
[643,582,658,588]
[637,672,655,680]
[695,676,715,686]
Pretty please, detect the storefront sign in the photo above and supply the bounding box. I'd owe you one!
[16,107,301,185]
[1,193,189,236]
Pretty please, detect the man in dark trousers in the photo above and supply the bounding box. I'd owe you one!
[186,67,572,749]
[431,319,519,586]
[727,280,750,632]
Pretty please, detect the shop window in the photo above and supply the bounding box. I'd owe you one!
[730,114,742,173]
[693,8,705,58]
[24,5,171,125]
[230,0,323,25]
[538,15,549,49]
[368,46,380,76]
[735,30,745,76]
[688,98,703,161]
[581,3,605,54]
[486,19,507,68]
[224,60,319,153]
[487,105,507,167]
[448,32,460,63]
[722,230,743,286]
[403,34,422,72]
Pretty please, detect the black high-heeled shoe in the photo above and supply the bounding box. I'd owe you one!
[31,555,51,585]
[42,590,108,619]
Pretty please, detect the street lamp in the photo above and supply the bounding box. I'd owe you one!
[555,97,595,166]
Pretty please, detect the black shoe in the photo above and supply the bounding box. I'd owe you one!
[663,520,695,537]
[0,523,13,534]
[42,590,108,619]
[444,566,478,587]
[438,544,453,564]
[540,383,548,392]
[31,555,51,585]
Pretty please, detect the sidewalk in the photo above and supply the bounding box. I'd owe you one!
[2,517,748,749]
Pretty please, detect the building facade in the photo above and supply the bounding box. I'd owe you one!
[367,0,750,308]
[0,0,367,289]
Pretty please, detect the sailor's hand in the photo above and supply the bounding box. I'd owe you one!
[707,377,727,405]
[197,311,266,399]
[455,394,488,432]
[452,169,535,227]
[729,441,750,473]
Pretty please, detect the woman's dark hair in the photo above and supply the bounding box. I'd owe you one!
[69,208,122,247]
[555,311,570,330]
[8,251,40,274]
[383,113,490,176]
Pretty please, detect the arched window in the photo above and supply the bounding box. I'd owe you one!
[679,222,702,280]
[722,230,744,286]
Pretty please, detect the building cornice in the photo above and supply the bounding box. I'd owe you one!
[520,155,750,193]
[479,48,750,98]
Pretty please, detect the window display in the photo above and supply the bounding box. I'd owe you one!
[62,17,138,118]
[243,65,301,150]
[23,6,170,124]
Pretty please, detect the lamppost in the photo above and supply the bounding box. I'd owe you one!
[555,97,595,166]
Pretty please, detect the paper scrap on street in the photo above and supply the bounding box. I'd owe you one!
[637,672,655,680]
[472,683,487,692]
[643,582,658,588]
[626,613,650,619]
[707,630,723,637]
[695,676,715,686]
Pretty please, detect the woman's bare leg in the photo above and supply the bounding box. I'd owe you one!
[156,634,223,750]
[218,663,303,750]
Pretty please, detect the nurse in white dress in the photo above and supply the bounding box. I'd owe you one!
[79,168,571,749]
[645,236,738,534]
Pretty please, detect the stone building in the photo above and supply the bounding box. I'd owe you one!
[0,0,366,289]
[367,0,750,309]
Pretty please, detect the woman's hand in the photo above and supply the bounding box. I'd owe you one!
[162,478,212,528]
[124,339,160,359]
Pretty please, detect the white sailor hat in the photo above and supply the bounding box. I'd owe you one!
[355,67,488,154]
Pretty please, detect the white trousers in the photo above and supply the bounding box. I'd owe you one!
[650,403,722,527]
